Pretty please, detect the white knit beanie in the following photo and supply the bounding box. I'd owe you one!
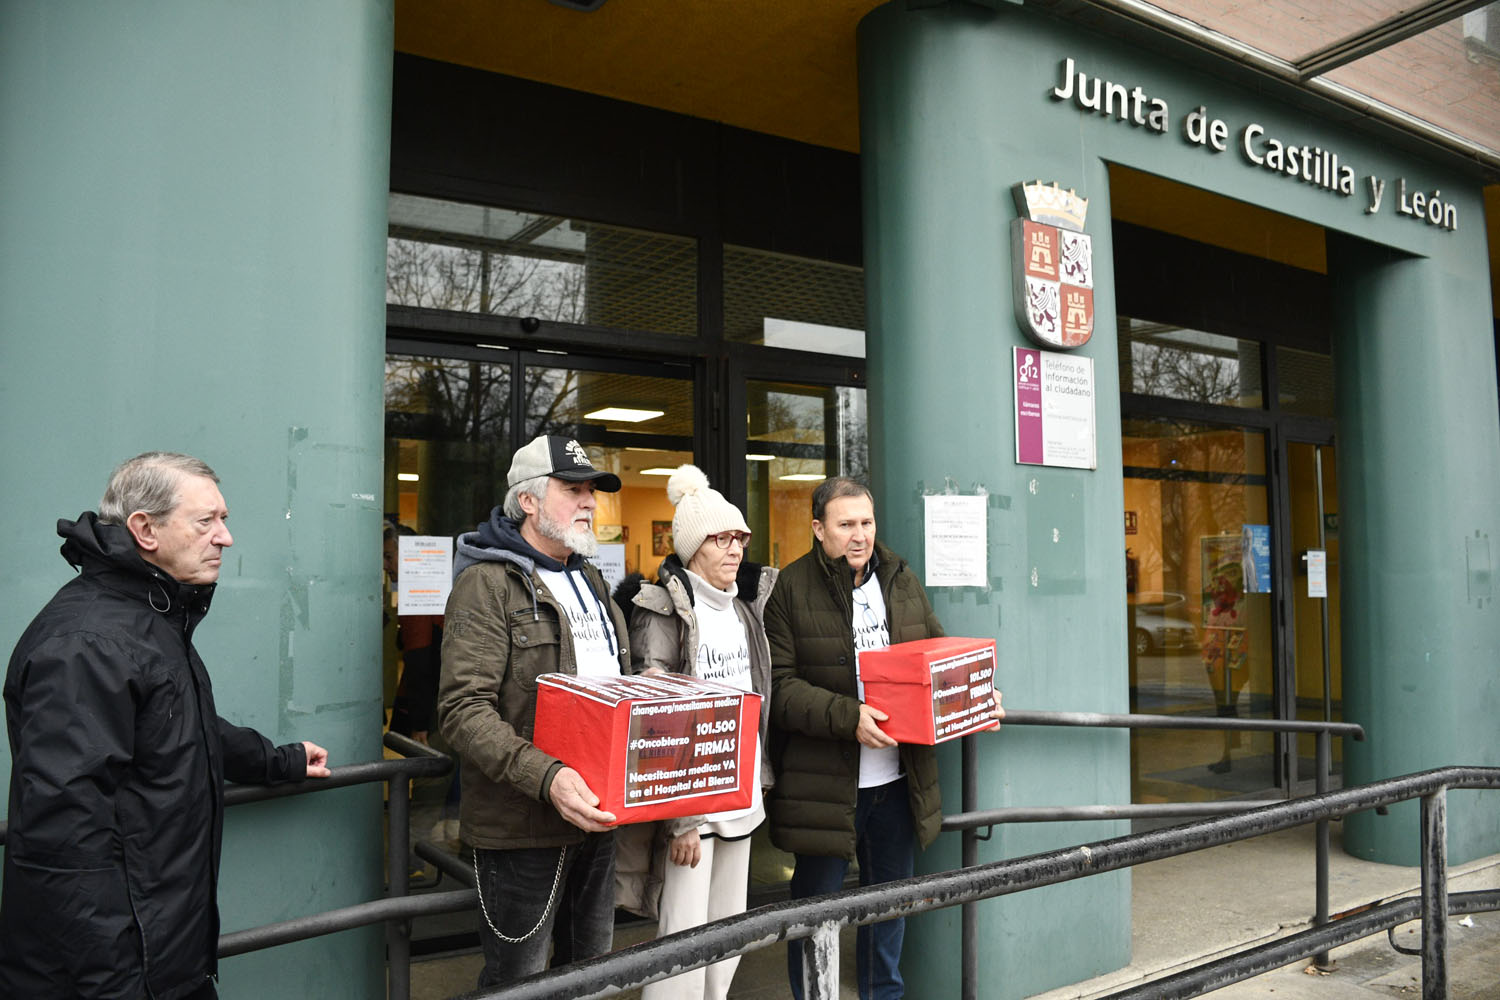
[667,465,750,564]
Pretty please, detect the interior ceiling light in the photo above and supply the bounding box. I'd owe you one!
[584,406,664,423]
[780,473,828,482]
[746,454,775,461]
[639,467,677,476]
[397,473,420,482]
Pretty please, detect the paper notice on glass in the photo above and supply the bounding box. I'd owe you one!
[591,543,627,593]
[398,535,453,615]
[1306,549,1327,598]
[923,494,987,588]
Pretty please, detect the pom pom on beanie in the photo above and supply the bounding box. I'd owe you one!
[667,464,750,563]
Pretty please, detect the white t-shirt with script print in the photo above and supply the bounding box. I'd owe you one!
[688,569,764,834]
[537,567,621,678]
[851,573,901,788]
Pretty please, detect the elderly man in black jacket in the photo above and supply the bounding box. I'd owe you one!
[0,452,330,1000]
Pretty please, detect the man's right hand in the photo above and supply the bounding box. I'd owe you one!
[547,766,617,831]
[855,703,897,748]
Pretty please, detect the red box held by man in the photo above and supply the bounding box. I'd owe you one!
[533,673,762,824]
[857,637,999,744]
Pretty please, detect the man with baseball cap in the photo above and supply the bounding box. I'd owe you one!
[437,435,630,989]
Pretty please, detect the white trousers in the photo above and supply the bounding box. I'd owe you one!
[641,834,752,1000]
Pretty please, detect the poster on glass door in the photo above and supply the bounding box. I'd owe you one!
[397,535,453,615]
[1014,346,1096,470]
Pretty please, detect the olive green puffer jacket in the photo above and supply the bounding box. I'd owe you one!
[764,541,944,859]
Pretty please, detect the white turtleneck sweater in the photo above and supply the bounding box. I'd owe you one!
[685,568,764,837]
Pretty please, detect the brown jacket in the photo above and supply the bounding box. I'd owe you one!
[437,519,630,850]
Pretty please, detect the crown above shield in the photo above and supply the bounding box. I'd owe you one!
[1013,180,1088,233]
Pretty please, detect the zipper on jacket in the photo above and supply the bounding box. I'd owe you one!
[124,873,155,998]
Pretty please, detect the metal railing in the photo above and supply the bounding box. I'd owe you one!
[457,765,1500,1000]
[0,732,462,998]
[213,732,463,1000]
[10,715,1483,999]
[948,710,1365,998]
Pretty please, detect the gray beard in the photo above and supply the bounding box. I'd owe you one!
[535,508,598,558]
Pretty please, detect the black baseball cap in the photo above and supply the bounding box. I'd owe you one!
[507,436,622,492]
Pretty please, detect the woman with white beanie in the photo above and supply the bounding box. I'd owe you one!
[622,465,776,1000]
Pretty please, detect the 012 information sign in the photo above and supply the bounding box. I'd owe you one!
[1014,346,1097,470]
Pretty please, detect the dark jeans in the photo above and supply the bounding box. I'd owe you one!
[473,831,616,989]
[786,776,915,1000]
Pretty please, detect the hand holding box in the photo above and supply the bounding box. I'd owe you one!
[533,673,761,824]
[857,638,1000,744]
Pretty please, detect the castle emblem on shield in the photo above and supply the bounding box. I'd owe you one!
[1011,181,1093,349]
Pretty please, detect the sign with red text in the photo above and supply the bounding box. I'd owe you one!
[858,638,999,744]
[397,535,453,615]
[534,673,759,823]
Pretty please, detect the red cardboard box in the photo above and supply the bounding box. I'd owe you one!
[533,673,762,824]
[857,637,999,744]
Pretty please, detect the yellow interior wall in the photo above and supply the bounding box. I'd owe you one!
[1289,446,1342,705]
[1108,163,1327,273]
[611,484,676,580]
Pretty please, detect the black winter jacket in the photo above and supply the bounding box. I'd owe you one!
[0,514,307,1000]
[764,540,945,859]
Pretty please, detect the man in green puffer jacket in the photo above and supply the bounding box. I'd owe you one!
[764,477,942,1000]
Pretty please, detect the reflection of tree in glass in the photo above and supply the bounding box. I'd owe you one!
[384,358,584,445]
[384,357,515,534]
[386,237,585,321]
[837,388,869,482]
[385,358,509,441]
[1129,342,1241,405]
[750,385,868,481]
[523,367,583,440]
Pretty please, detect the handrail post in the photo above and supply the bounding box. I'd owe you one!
[388,765,412,1000]
[1421,787,1449,1000]
[961,734,978,1000]
[1313,729,1331,968]
[802,921,841,1000]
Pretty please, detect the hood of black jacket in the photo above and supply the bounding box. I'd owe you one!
[57,511,216,618]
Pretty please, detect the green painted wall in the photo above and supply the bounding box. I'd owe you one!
[858,0,1499,992]
[0,3,394,997]
[858,6,1131,996]
[1328,235,1500,864]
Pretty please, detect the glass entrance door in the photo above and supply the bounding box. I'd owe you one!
[518,358,695,585]
[1124,418,1276,802]
[1284,440,1341,794]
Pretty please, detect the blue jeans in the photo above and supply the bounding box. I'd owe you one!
[473,832,616,989]
[787,776,915,1000]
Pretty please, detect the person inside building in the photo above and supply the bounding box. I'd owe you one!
[618,465,776,1000]
[0,451,331,1000]
[436,435,630,989]
[765,476,1002,1000]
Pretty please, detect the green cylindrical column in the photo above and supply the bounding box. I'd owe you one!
[0,3,393,996]
[1329,235,1500,864]
[859,4,1131,997]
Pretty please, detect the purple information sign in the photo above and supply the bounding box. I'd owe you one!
[1015,347,1045,464]
[1013,345,1096,469]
